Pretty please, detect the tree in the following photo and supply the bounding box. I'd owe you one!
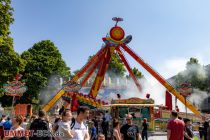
[107,53,126,77]
[19,40,71,104]
[0,0,25,105]
[132,67,143,79]
[186,57,199,68]
[86,53,126,84]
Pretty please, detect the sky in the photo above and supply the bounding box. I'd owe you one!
[10,0,210,80]
[10,0,210,111]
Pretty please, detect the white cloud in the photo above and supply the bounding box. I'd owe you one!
[157,58,187,79]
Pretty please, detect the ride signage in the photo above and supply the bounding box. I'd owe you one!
[111,97,154,104]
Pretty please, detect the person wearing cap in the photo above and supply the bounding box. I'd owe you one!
[120,114,141,140]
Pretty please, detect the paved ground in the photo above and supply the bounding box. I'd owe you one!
[147,131,167,140]
[148,135,167,140]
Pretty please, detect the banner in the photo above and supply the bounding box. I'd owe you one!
[165,91,172,110]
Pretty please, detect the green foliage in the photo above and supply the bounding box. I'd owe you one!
[19,40,71,104]
[86,53,126,84]
[132,67,143,78]
[0,0,14,42]
[0,0,26,106]
[107,53,126,77]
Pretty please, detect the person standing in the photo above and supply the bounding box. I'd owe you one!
[3,117,12,130]
[4,115,27,140]
[104,111,112,122]
[207,122,210,140]
[70,106,90,140]
[92,117,99,134]
[141,118,148,140]
[113,118,121,140]
[167,111,185,140]
[0,114,6,126]
[101,117,109,140]
[54,105,60,116]
[22,118,29,130]
[90,122,97,140]
[29,110,52,140]
[198,122,203,139]
[184,119,193,140]
[55,110,73,140]
[204,121,209,140]
[120,114,141,140]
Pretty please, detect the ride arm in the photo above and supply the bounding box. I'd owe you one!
[116,47,142,92]
[81,51,105,87]
[42,47,106,112]
[71,46,106,82]
[89,47,116,98]
[121,44,201,116]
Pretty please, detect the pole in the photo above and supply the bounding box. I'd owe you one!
[11,96,15,117]
[185,97,187,118]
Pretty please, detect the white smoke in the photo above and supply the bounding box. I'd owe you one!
[95,72,166,106]
[158,57,209,113]
[181,64,207,80]
[39,75,63,105]
[189,89,208,108]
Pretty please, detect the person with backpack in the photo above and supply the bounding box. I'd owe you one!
[29,110,52,140]
[70,106,90,140]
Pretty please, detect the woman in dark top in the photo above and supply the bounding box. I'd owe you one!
[204,121,209,140]
[184,118,194,140]
[142,118,148,140]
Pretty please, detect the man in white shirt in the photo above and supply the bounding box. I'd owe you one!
[70,106,90,140]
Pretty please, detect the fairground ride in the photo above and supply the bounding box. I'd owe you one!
[42,17,201,116]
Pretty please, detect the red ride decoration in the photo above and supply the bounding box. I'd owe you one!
[71,94,79,112]
[110,26,125,41]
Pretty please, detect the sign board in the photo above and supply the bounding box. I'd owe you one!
[112,97,154,104]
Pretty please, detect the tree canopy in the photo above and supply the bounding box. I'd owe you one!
[107,53,126,77]
[18,40,71,104]
[0,0,26,105]
[132,67,143,79]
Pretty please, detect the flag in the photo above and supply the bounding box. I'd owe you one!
[165,91,172,110]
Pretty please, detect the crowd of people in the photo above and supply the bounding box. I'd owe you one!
[2,106,210,140]
[167,111,210,140]
[0,106,150,140]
